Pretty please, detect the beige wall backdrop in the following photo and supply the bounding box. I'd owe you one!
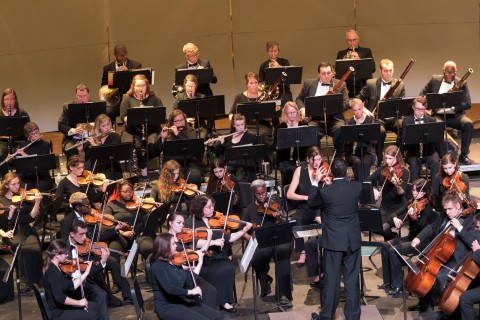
[0,0,478,132]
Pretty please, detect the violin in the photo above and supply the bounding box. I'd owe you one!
[11,188,49,204]
[83,209,132,230]
[172,178,205,197]
[382,163,404,187]
[77,170,93,186]
[76,238,126,257]
[217,173,235,192]
[407,197,429,221]
[257,201,281,218]
[124,195,162,213]
[59,258,99,274]
[172,249,199,266]
[442,171,467,193]
[312,162,329,181]
[208,211,256,230]
[176,227,210,243]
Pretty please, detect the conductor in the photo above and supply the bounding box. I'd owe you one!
[308,158,362,320]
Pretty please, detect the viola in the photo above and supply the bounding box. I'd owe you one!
[77,170,93,186]
[172,178,205,197]
[312,162,329,181]
[407,197,429,221]
[217,173,235,192]
[76,238,126,257]
[83,209,132,230]
[209,211,256,230]
[442,171,467,193]
[125,195,162,213]
[382,163,404,187]
[172,249,199,266]
[257,201,281,218]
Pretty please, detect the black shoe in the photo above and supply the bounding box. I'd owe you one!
[387,287,402,295]
[311,312,320,320]
[111,283,120,294]
[408,303,433,312]
[279,296,292,308]
[219,305,237,313]
[123,297,134,305]
[310,280,320,287]
[459,154,472,165]
[377,283,391,290]
[108,295,123,308]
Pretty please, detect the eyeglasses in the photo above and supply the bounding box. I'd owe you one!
[413,108,426,111]
[173,118,185,123]
[82,204,91,208]
[286,111,297,115]
[255,191,267,196]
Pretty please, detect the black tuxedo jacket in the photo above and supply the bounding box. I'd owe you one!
[175,59,217,96]
[308,178,362,252]
[419,75,471,114]
[357,77,406,112]
[101,59,142,86]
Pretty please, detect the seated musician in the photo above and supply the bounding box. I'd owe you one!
[120,74,163,180]
[59,192,133,305]
[287,146,327,268]
[14,121,54,191]
[207,113,257,182]
[42,239,100,320]
[432,153,471,213]
[149,233,222,320]
[0,227,14,303]
[243,179,293,307]
[419,60,473,165]
[0,88,30,177]
[186,194,252,313]
[166,211,218,309]
[0,172,42,293]
[402,96,441,182]
[378,178,437,296]
[344,98,377,181]
[408,191,475,314]
[274,101,310,187]
[295,62,349,157]
[367,145,410,241]
[205,158,241,213]
[357,59,405,164]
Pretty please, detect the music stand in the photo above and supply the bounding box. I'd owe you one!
[256,220,295,313]
[224,144,266,179]
[404,122,444,179]
[340,123,380,181]
[265,66,303,96]
[236,102,277,142]
[90,142,132,176]
[175,68,213,86]
[67,102,106,128]
[426,91,464,151]
[127,106,166,173]
[163,139,205,175]
[305,94,344,162]
[15,153,57,190]
[212,192,231,213]
[335,58,374,96]
[109,68,154,88]
[178,97,217,138]
[143,202,171,238]
[0,116,29,154]
[359,181,375,205]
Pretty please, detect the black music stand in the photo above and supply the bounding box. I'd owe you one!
[163,139,205,175]
[426,91,463,151]
[236,102,277,142]
[256,221,295,313]
[335,58,374,96]
[404,122,444,179]
[109,68,153,89]
[127,106,166,173]
[265,66,303,96]
[90,142,132,176]
[143,202,171,238]
[67,102,106,128]
[0,116,29,155]
[225,144,266,179]
[340,123,380,181]
[212,192,231,213]
[359,181,375,205]
[175,68,213,86]
[178,97,217,138]
[305,94,344,162]
[377,98,414,145]
[15,153,57,190]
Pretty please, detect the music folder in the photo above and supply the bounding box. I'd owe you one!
[292,224,321,238]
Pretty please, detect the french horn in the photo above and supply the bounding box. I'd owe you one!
[99,85,121,106]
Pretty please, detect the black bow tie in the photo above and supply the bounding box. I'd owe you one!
[188,63,198,68]
[70,245,76,251]
[117,63,125,68]
[382,81,392,86]
[321,83,332,87]
[415,118,424,123]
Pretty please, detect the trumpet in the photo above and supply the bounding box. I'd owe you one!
[343,46,357,59]
[204,129,248,145]
[64,129,114,151]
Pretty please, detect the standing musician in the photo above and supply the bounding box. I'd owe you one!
[295,62,349,157]
[378,178,437,296]
[287,146,327,268]
[357,58,405,165]
[13,121,54,191]
[175,43,218,96]
[274,101,310,187]
[208,113,257,182]
[0,172,42,293]
[258,41,293,104]
[336,30,376,97]
[367,145,410,241]
[149,233,222,320]
[243,180,293,307]
[409,191,476,314]
[120,74,163,179]
[402,96,442,182]
[432,153,471,213]
[186,194,252,312]
[419,61,473,165]
[307,158,362,320]
[344,98,377,181]
[0,88,30,177]
[205,158,241,213]
[42,239,100,320]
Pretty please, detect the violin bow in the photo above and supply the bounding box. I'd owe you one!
[173,171,191,213]
[379,147,401,194]
[74,257,88,312]
[322,150,336,188]
[132,184,147,232]
[401,179,428,223]
[84,159,98,195]
[221,189,235,240]
[179,239,201,302]
[260,192,274,227]
[11,184,27,235]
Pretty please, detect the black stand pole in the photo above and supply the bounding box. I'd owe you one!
[3,245,22,320]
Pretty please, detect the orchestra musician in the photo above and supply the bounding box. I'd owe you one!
[57,84,94,158]
[0,88,30,177]
[402,96,442,182]
[0,227,14,303]
[243,179,293,307]
[175,43,218,96]
[295,62,349,157]
[307,158,362,320]
[367,145,410,241]
[287,146,327,268]
[378,178,437,295]
[344,98,377,181]
[357,58,405,165]
[42,239,100,320]
[205,158,241,213]
[0,172,42,293]
[419,60,474,165]
[336,30,376,97]
[149,233,222,320]
[186,194,252,312]
[274,101,310,187]
[258,41,293,104]
[120,74,163,179]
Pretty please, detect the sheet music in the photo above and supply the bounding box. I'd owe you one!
[122,240,138,277]
[294,229,321,238]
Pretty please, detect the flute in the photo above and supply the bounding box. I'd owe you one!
[204,129,248,145]
[64,129,114,151]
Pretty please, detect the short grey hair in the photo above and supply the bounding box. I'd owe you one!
[251,179,266,192]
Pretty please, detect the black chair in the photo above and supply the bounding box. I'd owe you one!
[129,276,145,320]
[33,282,52,320]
